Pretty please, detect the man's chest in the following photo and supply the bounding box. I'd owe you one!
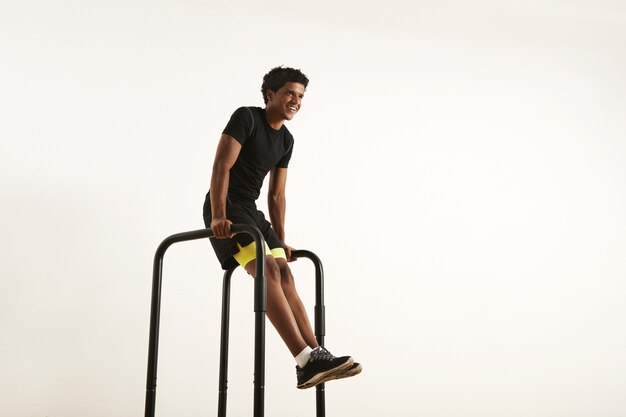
[240,133,287,171]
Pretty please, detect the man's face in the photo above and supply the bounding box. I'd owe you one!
[267,82,305,121]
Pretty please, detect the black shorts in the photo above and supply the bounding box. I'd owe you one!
[203,193,283,270]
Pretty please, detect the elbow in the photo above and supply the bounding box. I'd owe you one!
[212,160,225,173]
[268,190,285,206]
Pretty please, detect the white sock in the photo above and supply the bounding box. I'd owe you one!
[295,346,313,368]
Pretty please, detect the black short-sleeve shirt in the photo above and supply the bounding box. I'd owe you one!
[221,106,294,202]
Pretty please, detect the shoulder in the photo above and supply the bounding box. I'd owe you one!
[227,107,259,131]
[282,125,294,143]
[223,106,260,143]
[241,106,265,125]
[230,106,256,120]
[281,125,293,140]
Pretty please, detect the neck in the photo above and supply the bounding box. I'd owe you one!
[264,107,285,130]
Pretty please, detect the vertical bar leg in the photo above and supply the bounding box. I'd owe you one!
[145,246,168,417]
[218,269,235,417]
[291,250,327,417]
[314,257,326,417]
[253,238,266,417]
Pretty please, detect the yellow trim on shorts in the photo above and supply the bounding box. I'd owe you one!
[270,247,287,259]
[233,241,287,268]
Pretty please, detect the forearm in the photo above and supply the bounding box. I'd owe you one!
[268,192,286,242]
[210,162,230,219]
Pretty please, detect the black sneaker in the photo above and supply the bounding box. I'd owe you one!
[317,347,362,381]
[296,347,353,389]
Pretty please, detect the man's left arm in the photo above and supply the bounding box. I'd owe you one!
[268,166,294,260]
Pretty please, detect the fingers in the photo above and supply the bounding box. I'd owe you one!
[221,221,233,238]
[211,219,234,239]
[284,245,297,262]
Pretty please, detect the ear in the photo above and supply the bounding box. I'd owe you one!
[266,89,275,102]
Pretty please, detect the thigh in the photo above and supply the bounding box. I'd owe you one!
[250,209,287,261]
[244,254,279,278]
[224,201,261,247]
[253,211,283,250]
[204,199,264,270]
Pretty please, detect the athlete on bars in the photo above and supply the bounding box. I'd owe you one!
[203,66,361,389]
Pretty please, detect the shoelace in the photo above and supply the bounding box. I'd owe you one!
[310,347,334,362]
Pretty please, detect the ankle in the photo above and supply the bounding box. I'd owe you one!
[295,346,313,368]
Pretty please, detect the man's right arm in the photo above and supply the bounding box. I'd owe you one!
[210,134,242,238]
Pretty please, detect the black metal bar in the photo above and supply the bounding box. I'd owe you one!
[144,230,329,417]
[252,232,267,417]
[217,268,235,417]
[144,224,266,417]
[291,249,326,417]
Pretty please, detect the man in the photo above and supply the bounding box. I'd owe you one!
[203,66,361,389]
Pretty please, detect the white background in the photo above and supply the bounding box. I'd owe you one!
[1,1,625,416]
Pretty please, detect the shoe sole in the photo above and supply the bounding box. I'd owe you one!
[328,362,362,381]
[297,358,354,389]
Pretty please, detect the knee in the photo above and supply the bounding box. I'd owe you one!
[264,259,282,284]
[278,262,295,287]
